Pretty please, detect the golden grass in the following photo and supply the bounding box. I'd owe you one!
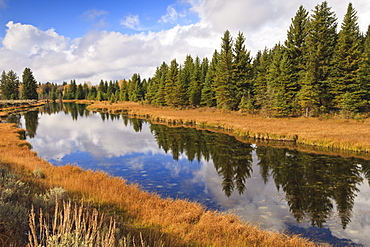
[87,101,370,153]
[0,122,319,246]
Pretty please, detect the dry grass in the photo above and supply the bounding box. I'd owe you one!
[28,201,116,247]
[0,122,319,246]
[87,101,370,153]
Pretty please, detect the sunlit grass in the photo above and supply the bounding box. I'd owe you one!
[0,122,319,246]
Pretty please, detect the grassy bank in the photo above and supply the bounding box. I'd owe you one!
[0,121,319,246]
[87,101,370,153]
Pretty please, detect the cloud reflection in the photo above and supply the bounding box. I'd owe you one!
[26,112,165,161]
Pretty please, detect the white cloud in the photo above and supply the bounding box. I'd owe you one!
[0,20,218,83]
[120,14,141,30]
[160,5,181,23]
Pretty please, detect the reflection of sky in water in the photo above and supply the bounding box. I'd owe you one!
[21,110,370,246]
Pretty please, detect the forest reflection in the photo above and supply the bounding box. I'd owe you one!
[12,102,370,231]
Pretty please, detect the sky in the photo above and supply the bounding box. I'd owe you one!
[0,0,370,84]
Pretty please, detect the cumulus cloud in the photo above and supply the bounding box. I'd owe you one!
[0,20,218,83]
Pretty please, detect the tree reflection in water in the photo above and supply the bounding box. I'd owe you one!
[147,118,370,229]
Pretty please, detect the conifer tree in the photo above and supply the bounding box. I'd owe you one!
[360,25,370,110]
[145,69,160,104]
[173,66,188,107]
[285,5,308,78]
[284,5,308,115]
[330,3,364,116]
[154,62,168,106]
[75,84,84,100]
[0,70,6,99]
[119,80,129,101]
[4,70,20,100]
[129,74,142,102]
[214,30,237,110]
[188,56,202,107]
[300,1,337,115]
[183,55,194,105]
[22,67,38,100]
[233,32,252,109]
[267,45,295,117]
[165,59,179,106]
[253,48,272,113]
[201,50,218,107]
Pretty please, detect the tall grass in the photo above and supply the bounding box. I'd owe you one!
[28,201,117,247]
[0,118,320,246]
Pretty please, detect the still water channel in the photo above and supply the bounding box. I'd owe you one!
[7,103,370,246]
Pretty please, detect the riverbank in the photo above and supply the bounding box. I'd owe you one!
[0,100,45,117]
[87,101,370,153]
[0,120,318,245]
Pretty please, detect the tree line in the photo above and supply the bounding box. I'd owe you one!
[1,2,370,118]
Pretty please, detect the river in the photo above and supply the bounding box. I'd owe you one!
[8,103,370,246]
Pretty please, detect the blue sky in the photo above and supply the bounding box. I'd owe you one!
[1,0,370,83]
[0,0,198,37]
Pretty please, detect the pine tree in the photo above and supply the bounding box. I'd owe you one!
[145,69,160,104]
[75,84,84,100]
[119,80,129,101]
[201,50,218,107]
[128,74,143,102]
[4,70,20,100]
[267,45,295,117]
[360,25,370,110]
[173,66,188,107]
[233,32,252,109]
[0,70,6,99]
[253,48,272,113]
[165,59,179,107]
[22,67,38,100]
[188,56,202,107]
[303,1,337,114]
[330,3,364,116]
[154,62,168,106]
[214,30,237,110]
[284,5,309,114]
[285,5,309,77]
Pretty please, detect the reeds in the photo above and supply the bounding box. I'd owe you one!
[28,200,116,247]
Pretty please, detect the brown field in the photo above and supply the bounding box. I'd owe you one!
[87,101,370,153]
[0,121,320,246]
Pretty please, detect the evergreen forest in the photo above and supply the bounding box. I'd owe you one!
[1,2,370,118]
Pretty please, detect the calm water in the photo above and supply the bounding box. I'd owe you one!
[8,103,370,246]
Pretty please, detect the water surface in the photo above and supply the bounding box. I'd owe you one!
[9,103,370,246]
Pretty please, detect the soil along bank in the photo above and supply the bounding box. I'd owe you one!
[87,101,370,153]
[0,122,319,246]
